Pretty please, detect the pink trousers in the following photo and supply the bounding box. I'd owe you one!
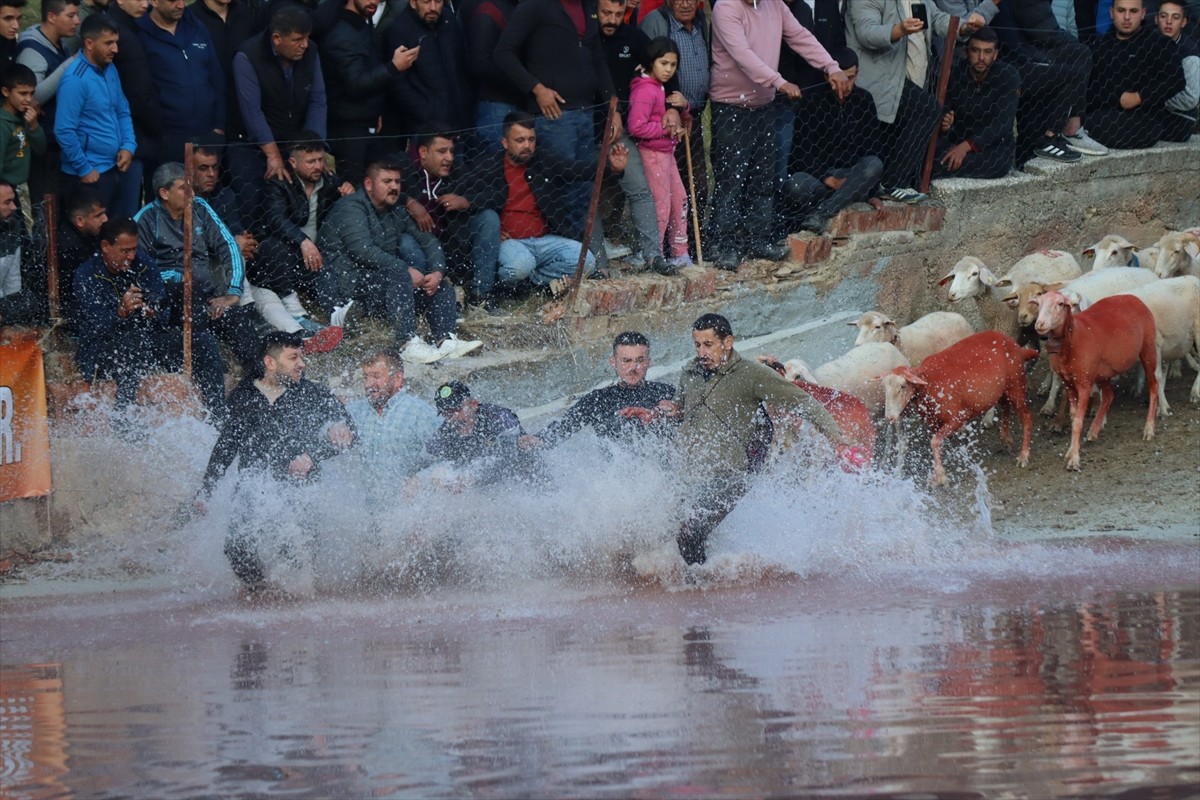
[638,146,689,259]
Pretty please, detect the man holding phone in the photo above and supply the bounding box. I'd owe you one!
[383,0,474,141]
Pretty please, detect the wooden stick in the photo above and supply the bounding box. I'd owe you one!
[44,194,59,324]
[182,142,194,380]
[683,124,703,267]
[564,97,619,309]
[920,15,960,195]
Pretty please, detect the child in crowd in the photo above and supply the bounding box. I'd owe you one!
[627,37,692,270]
[0,63,45,232]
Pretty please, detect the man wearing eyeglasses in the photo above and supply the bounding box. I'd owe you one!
[1155,0,1199,141]
[535,330,677,445]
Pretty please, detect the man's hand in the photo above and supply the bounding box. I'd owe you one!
[533,83,566,119]
[518,434,541,450]
[895,16,925,39]
[607,142,629,173]
[826,70,851,102]
[288,453,314,478]
[940,110,955,133]
[22,105,38,129]
[665,90,688,110]
[327,421,353,449]
[191,497,208,516]
[418,270,443,295]
[439,193,469,212]
[406,198,435,232]
[208,293,239,319]
[609,111,624,139]
[392,44,420,71]
[940,141,971,171]
[962,11,985,32]
[338,181,355,196]
[1119,91,1142,110]
[118,285,145,317]
[663,107,683,139]
[116,149,134,172]
[779,81,802,101]
[265,153,290,181]
[617,406,655,424]
[822,175,846,191]
[300,238,323,271]
[81,169,101,184]
[235,232,258,262]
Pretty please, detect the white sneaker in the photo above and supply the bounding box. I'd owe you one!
[402,335,443,364]
[281,291,308,317]
[330,300,355,328]
[603,239,632,259]
[438,333,483,359]
[1063,128,1109,156]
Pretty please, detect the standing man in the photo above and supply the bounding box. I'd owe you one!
[0,179,35,324]
[1156,0,1199,142]
[0,0,25,69]
[466,0,524,152]
[137,0,227,168]
[934,28,1019,179]
[15,0,79,201]
[1085,0,1186,149]
[536,330,676,446]
[105,0,163,215]
[383,0,474,139]
[195,331,355,590]
[708,0,850,270]
[54,15,137,215]
[657,313,846,565]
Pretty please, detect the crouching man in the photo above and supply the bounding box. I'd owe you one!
[193,332,355,591]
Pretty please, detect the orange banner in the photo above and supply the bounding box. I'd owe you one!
[0,335,52,501]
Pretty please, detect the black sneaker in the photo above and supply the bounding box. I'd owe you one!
[799,212,827,234]
[1035,135,1082,163]
[649,256,680,276]
[714,250,741,271]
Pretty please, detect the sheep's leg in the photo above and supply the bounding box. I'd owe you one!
[1040,373,1061,417]
[1052,384,1070,432]
[1142,338,1159,440]
[929,423,958,487]
[997,399,1013,453]
[1065,383,1088,471]
[981,406,996,428]
[1006,371,1033,468]
[1088,380,1115,441]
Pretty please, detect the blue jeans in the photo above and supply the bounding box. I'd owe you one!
[476,100,521,154]
[534,109,595,161]
[469,209,502,299]
[499,235,595,286]
[616,135,662,261]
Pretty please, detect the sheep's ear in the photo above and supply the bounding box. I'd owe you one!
[901,368,928,386]
[937,272,955,287]
[1129,244,1139,253]
[1045,281,1066,292]
[1001,290,1018,303]
[979,267,999,286]
[994,278,1013,290]
[1082,246,1096,258]
[884,320,898,331]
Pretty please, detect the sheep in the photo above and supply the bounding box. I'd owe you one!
[782,342,909,416]
[1083,234,1140,270]
[1010,267,1160,327]
[1118,275,1200,411]
[850,310,975,367]
[1032,291,1159,471]
[881,331,1038,486]
[938,250,1081,338]
[1151,230,1200,279]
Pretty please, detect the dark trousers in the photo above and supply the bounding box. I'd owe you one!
[61,167,139,219]
[252,236,310,296]
[1160,113,1198,143]
[933,141,1014,179]
[710,101,777,256]
[0,290,39,325]
[226,143,267,231]
[328,123,377,186]
[1086,106,1171,149]
[785,156,884,221]
[1013,43,1091,164]
[880,80,942,189]
[677,475,749,565]
[91,324,227,419]
[164,284,262,372]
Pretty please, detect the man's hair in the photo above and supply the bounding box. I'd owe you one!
[365,156,404,180]
[262,330,303,361]
[642,36,680,71]
[0,63,36,93]
[193,143,222,161]
[1157,0,1186,12]
[968,26,999,45]
[829,45,858,71]
[416,126,455,150]
[0,178,15,193]
[287,132,327,157]
[361,347,405,372]
[42,0,80,22]
[0,0,28,11]
[612,330,650,352]
[270,4,312,36]
[502,110,537,136]
[692,313,733,339]
[98,217,138,244]
[80,12,117,40]
[65,185,105,219]
[152,162,186,195]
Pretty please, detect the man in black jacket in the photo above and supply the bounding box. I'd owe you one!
[56,185,107,326]
[466,0,523,153]
[104,0,160,211]
[934,28,1019,179]
[383,0,474,141]
[1085,0,1187,149]
[316,0,418,183]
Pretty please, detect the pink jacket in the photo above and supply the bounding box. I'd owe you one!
[627,75,678,153]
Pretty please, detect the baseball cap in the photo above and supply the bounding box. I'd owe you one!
[435,380,471,414]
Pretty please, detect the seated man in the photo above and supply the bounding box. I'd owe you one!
[193,143,343,353]
[255,136,355,333]
[1084,0,1186,149]
[135,162,262,372]
[401,127,505,313]
[72,217,227,423]
[54,186,107,325]
[318,155,482,365]
[934,28,1019,179]
[425,380,546,488]
[469,111,627,296]
[346,347,441,498]
[784,47,885,235]
[1156,0,1199,142]
[536,330,676,446]
[194,331,355,590]
[0,179,37,325]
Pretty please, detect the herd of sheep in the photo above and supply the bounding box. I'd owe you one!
[774,228,1200,484]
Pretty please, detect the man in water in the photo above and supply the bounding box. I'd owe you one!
[194,331,355,590]
[638,313,849,566]
[535,330,676,446]
[425,380,545,489]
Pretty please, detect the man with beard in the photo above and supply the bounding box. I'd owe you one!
[934,28,1019,179]
[383,0,473,139]
[194,331,355,589]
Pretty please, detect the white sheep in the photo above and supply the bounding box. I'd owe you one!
[850,310,975,367]
[785,342,910,415]
[1151,230,1200,279]
[1118,276,1200,411]
[939,250,1081,338]
[1082,234,1156,270]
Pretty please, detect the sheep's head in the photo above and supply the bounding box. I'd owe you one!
[1083,234,1137,270]
[851,312,898,347]
[881,367,926,423]
[939,257,999,302]
[1153,232,1199,278]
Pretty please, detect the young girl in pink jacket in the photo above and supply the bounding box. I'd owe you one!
[627,38,692,268]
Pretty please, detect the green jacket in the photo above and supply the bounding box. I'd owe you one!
[0,106,46,186]
[677,349,841,476]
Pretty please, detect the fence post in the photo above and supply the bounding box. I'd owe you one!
[564,97,620,310]
[921,15,961,195]
[182,142,194,379]
[43,195,59,324]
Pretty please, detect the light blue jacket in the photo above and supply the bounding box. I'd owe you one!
[54,56,137,176]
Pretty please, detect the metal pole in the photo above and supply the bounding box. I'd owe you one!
[564,97,619,309]
[182,142,194,379]
[43,195,59,323]
[921,15,961,195]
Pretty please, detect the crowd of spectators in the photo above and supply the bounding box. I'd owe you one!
[0,0,1195,417]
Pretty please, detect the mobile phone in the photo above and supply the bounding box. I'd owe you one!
[912,3,928,25]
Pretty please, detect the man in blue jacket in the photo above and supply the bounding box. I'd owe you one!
[55,14,137,216]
